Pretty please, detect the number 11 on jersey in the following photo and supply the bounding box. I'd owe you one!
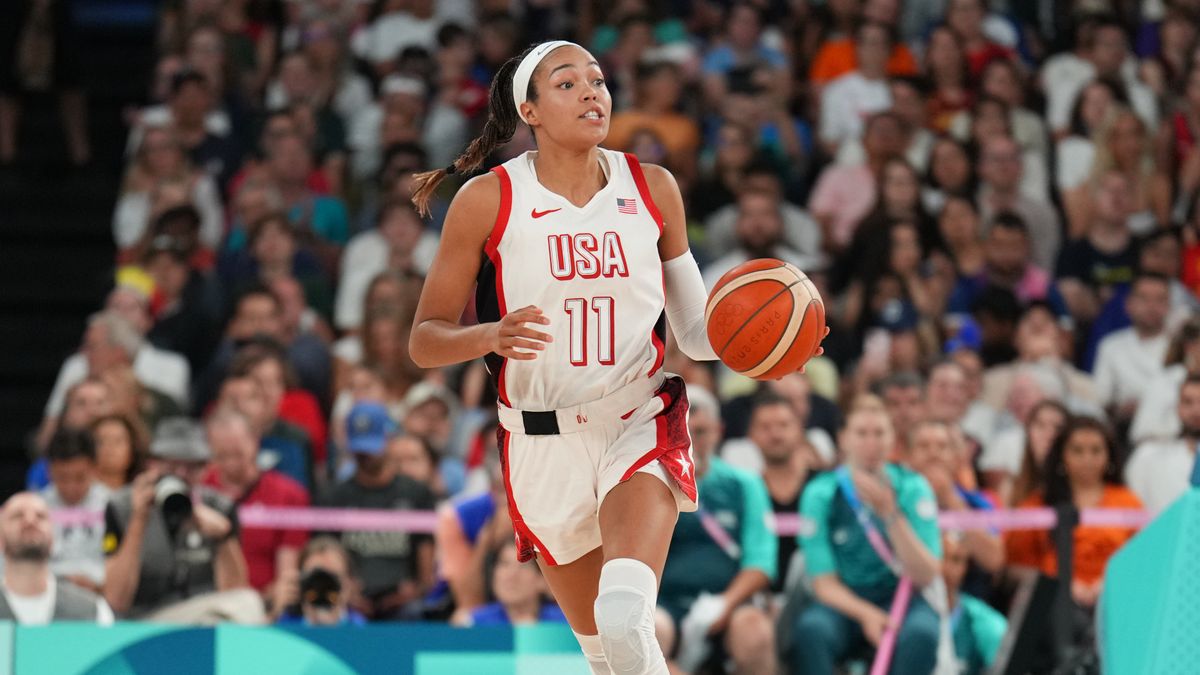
[563,296,615,366]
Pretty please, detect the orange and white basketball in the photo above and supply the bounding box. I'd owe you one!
[704,258,826,380]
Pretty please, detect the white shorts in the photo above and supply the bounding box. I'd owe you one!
[498,375,699,566]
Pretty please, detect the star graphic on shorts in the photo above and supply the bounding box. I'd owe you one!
[677,456,692,478]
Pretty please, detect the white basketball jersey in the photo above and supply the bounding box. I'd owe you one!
[475,149,667,411]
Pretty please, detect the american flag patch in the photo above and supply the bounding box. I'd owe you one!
[617,198,638,214]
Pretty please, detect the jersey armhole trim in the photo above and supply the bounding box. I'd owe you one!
[624,152,665,236]
[484,166,514,262]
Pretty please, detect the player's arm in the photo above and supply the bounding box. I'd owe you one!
[643,164,719,361]
[409,174,553,369]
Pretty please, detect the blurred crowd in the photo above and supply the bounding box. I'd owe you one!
[7,0,1200,672]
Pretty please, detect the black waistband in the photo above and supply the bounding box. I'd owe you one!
[521,410,560,435]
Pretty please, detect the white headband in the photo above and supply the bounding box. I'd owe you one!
[512,40,581,123]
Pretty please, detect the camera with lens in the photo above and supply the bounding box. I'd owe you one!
[155,474,193,525]
[299,567,342,609]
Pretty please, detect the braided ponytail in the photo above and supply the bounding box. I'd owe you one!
[411,45,539,217]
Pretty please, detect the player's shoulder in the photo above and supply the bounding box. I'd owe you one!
[634,161,680,195]
[443,171,505,242]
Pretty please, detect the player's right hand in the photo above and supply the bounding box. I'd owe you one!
[492,305,553,360]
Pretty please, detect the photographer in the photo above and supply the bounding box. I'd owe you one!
[274,536,366,627]
[102,417,252,620]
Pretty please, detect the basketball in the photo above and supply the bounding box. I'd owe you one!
[704,258,826,380]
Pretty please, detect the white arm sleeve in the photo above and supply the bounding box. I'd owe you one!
[663,250,719,361]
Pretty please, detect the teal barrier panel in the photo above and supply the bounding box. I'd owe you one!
[1101,489,1200,674]
[11,622,587,674]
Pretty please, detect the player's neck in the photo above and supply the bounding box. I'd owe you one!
[531,147,607,208]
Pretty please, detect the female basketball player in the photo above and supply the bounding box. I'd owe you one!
[409,41,808,674]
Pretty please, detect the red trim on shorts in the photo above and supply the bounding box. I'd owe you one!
[624,152,664,235]
[649,278,666,377]
[486,166,514,407]
[618,379,698,503]
[499,428,558,565]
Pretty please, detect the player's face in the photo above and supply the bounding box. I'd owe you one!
[522,46,611,150]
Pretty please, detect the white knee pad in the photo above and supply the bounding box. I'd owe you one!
[574,631,611,675]
[593,558,668,675]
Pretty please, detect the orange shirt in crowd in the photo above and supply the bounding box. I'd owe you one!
[1004,485,1143,585]
[604,111,701,158]
[808,39,919,86]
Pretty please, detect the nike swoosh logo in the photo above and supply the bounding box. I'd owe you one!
[531,208,562,219]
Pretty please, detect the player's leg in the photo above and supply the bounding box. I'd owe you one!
[723,604,777,675]
[536,548,608,674]
[592,472,679,675]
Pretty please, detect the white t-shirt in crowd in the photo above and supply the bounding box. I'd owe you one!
[1124,438,1198,516]
[2,576,114,625]
[1092,328,1170,408]
[44,346,191,417]
[1130,365,1187,444]
[41,483,111,586]
[818,71,891,149]
[333,228,439,330]
[718,430,836,474]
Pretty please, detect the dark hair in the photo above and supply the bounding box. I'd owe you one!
[376,199,422,228]
[1042,416,1124,506]
[436,23,469,48]
[169,69,208,96]
[970,286,1022,324]
[890,74,931,97]
[47,428,96,463]
[1130,271,1172,292]
[230,339,298,388]
[153,204,202,237]
[1067,77,1128,137]
[1165,317,1200,367]
[856,20,895,48]
[410,43,541,216]
[749,391,796,420]
[875,370,925,395]
[300,535,357,578]
[246,212,292,248]
[1010,399,1069,506]
[990,210,1029,236]
[90,413,149,482]
[236,283,282,313]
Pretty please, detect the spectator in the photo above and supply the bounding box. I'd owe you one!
[943,0,1016,77]
[1131,317,1200,443]
[906,420,1005,598]
[690,122,757,223]
[321,402,435,620]
[142,230,224,374]
[138,69,242,190]
[266,133,350,260]
[1092,273,1172,422]
[657,385,777,674]
[196,285,331,414]
[235,342,328,480]
[1125,374,1200,515]
[358,0,442,75]
[0,493,113,624]
[700,3,788,105]
[454,540,568,627]
[809,111,907,254]
[976,135,1061,271]
[42,304,190,445]
[1062,108,1170,238]
[274,536,368,626]
[1006,399,1070,508]
[396,383,463,493]
[103,418,254,620]
[434,444,511,624]
[41,429,111,592]
[942,534,1008,674]
[1044,16,1158,137]
[217,368,313,491]
[605,61,701,181]
[809,7,917,87]
[819,22,894,155]
[1055,170,1138,324]
[113,125,224,255]
[348,74,467,176]
[792,403,943,675]
[922,136,977,214]
[1004,417,1142,609]
[923,26,972,134]
[387,433,447,500]
[878,371,926,458]
[703,188,824,288]
[202,410,310,595]
[936,195,986,280]
[219,212,334,321]
[1055,78,1124,192]
[949,211,1055,312]
[91,413,149,491]
[980,303,1097,415]
[335,201,437,332]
